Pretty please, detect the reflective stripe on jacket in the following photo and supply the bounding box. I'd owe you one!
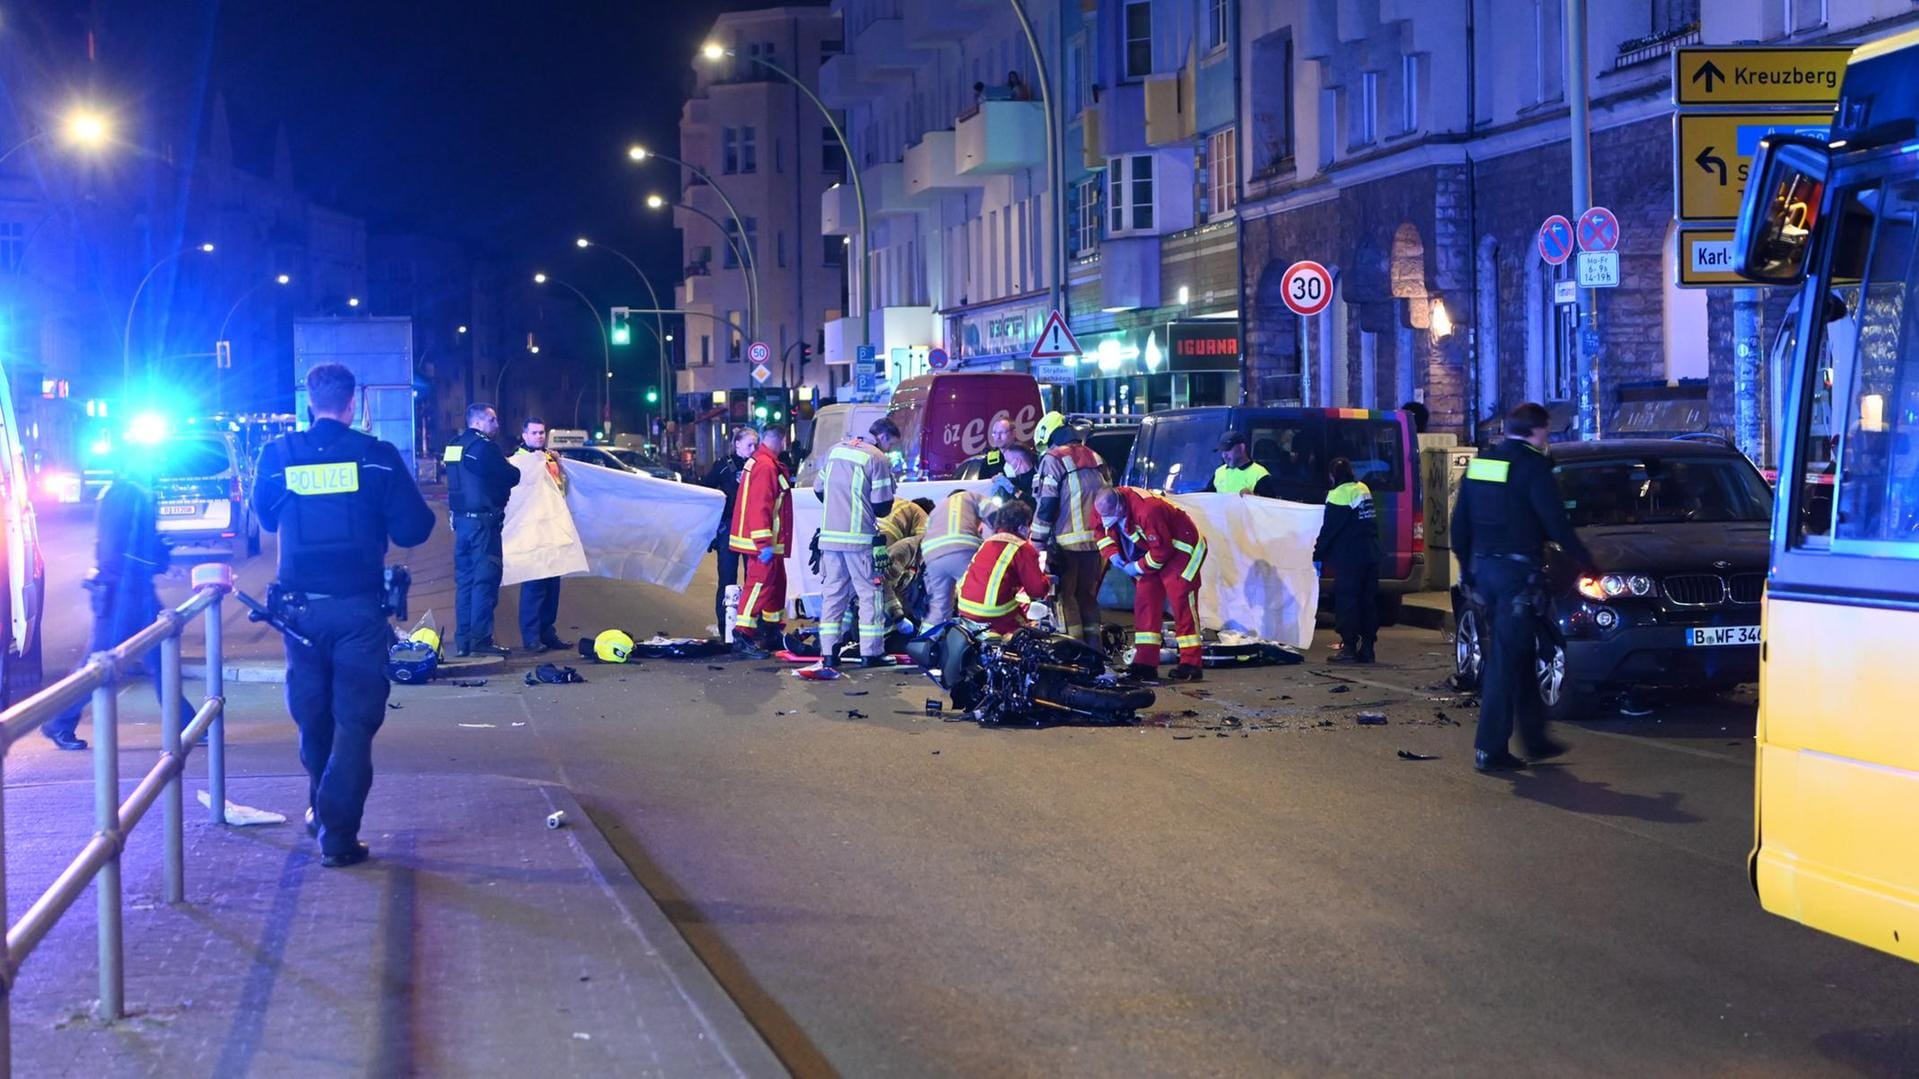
[813,439,898,551]
[730,446,793,554]
[1094,487,1207,581]
[1031,443,1104,549]
[922,490,985,559]
[957,533,1050,620]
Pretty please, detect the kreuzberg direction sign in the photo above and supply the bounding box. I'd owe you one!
[1672,46,1849,288]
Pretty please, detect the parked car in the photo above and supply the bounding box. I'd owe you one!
[0,361,44,704]
[153,432,259,557]
[556,445,635,473]
[1450,437,1773,720]
[1123,406,1425,620]
[604,447,683,482]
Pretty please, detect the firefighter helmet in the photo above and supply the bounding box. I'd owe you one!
[593,629,636,663]
[1032,410,1068,449]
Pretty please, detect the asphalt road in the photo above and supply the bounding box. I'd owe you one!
[30,501,1919,1076]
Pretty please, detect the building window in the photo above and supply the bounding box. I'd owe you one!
[726,310,745,361]
[1124,0,1153,79]
[1353,71,1379,148]
[822,126,845,178]
[723,127,740,174]
[1653,0,1700,36]
[1401,55,1421,134]
[0,222,23,273]
[1072,177,1101,255]
[1250,30,1294,173]
[1066,33,1090,115]
[819,38,842,67]
[1206,128,1236,218]
[1318,88,1339,167]
[701,334,712,366]
[740,126,757,173]
[1533,0,1564,103]
[1107,154,1155,235]
[724,217,758,268]
[1205,0,1227,52]
[825,236,845,268]
[1786,0,1826,33]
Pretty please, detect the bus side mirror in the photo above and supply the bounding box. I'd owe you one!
[1735,135,1832,285]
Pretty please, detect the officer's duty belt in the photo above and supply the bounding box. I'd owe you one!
[1475,552,1539,565]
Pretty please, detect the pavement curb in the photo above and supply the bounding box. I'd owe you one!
[535,783,788,1078]
[1400,603,1450,633]
[180,655,508,685]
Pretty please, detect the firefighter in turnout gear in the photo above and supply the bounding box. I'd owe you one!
[443,402,520,656]
[809,416,901,672]
[1313,456,1381,663]
[1451,402,1596,774]
[923,448,1037,623]
[1094,486,1208,682]
[1029,413,1107,645]
[957,499,1051,635]
[729,425,793,658]
[253,364,436,868]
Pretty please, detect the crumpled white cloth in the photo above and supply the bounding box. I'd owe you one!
[502,457,724,593]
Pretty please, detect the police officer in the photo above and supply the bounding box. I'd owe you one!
[41,448,196,750]
[443,402,519,657]
[962,414,1017,479]
[513,417,568,652]
[1313,457,1381,663]
[1204,430,1281,497]
[254,363,435,866]
[1451,402,1595,774]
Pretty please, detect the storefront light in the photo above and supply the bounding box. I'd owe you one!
[1097,339,1124,372]
[1144,334,1162,372]
[1430,299,1453,339]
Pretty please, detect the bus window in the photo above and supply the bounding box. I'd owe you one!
[1823,178,1919,553]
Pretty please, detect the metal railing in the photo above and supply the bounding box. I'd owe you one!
[0,564,235,1072]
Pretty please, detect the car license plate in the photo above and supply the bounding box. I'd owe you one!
[159,502,201,517]
[1687,625,1761,647]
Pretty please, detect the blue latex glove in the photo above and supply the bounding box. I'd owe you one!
[1108,554,1127,572]
[1313,560,1323,575]
[1123,562,1144,579]
[758,546,777,564]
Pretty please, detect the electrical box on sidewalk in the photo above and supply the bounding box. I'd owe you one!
[1419,439,1476,592]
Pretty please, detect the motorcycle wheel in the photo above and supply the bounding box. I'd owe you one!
[1058,681,1156,722]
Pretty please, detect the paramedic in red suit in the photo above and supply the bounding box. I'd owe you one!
[728,426,794,658]
[1093,486,1208,683]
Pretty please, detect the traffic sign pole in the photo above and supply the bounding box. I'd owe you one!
[1565,0,1599,441]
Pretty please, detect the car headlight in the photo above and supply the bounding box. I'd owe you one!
[1627,574,1653,597]
[1576,575,1607,602]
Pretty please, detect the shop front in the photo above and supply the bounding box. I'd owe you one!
[1064,320,1241,415]
[947,296,1050,373]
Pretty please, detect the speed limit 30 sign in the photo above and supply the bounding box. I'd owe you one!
[1281,260,1333,317]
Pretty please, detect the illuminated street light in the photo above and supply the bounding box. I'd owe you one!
[63,108,111,148]
[457,325,469,335]
[533,272,547,284]
[199,243,215,253]
[645,194,666,210]
[627,145,648,162]
[275,273,290,285]
[701,42,727,61]
[575,237,590,249]
[122,242,217,388]
[347,296,360,307]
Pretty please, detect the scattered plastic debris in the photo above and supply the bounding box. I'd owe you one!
[386,702,402,710]
[845,690,870,697]
[847,709,869,720]
[571,1032,592,1041]
[1328,684,1351,694]
[794,665,841,680]
[924,700,943,716]
[546,811,568,829]
[453,679,488,688]
[1397,750,1438,761]
[195,791,286,826]
[931,750,941,756]
[511,721,527,727]
[458,723,496,729]
[1357,712,1388,726]
[707,665,727,671]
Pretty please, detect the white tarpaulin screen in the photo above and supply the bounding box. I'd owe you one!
[786,479,991,608]
[1163,493,1323,649]
[503,458,724,593]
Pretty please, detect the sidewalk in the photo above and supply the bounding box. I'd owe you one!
[1400,590,1452,632]
[5,760,781,1075]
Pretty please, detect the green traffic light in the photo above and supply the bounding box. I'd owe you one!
[611,325,632,346]
[645,388,659,403]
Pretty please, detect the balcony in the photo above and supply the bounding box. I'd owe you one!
[684,95,711,126]
[904,0,988,47]
[956,100,1045,175]
[821,183,861,237]
[819,53,876,109]
[1099,237,1162,313]
[1143,66,1195,147]
[875,306,939,353]
[856,18,932,80]
[904,131,978,196]
[868,161,930,218]
[1077,108,1102,170]
[822,315,866,365]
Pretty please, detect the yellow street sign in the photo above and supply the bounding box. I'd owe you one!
[1675,112,1833,222]
[1674,47,1851,107]
[1675,228,1745,288]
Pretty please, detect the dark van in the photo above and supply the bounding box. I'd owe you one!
[1123,407,1424,618]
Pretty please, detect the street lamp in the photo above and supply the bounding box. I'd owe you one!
[347,296,361,308]
[1002,2,1065,321]
[0,104,115,171]
[533,272,615,430]
[574,234,671,418]
[121,242,215,390]
[697,45,869,347]
[624,143,760,343]
[214,273,292,412]
[642,195,757,340]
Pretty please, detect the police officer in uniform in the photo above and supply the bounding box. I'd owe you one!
[961,414,1017,479]
[443,403,519,657]
[253,364,435,866]
[1313,457,1381,663]
[1451,402,1594,774]
[1204,430,1281,497]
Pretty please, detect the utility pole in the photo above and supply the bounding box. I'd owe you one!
[1564,0,1599,440]
[1732,289,1763,461]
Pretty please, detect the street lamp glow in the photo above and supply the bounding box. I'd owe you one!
[275,273,290,285]
[1430,298,1454,339]
[575,237,590,249]
[199,242,215,253]
[457,325,469,334]
[533,272,547,284]
[627,145,648,162]
[665,333,674,342]
[347,296,360,307]
[645,194,666,210]
[63,108,111,148]
[700,42,727,61]
[529,345,541,354]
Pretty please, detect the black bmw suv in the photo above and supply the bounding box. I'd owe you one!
[1451,436,1772,720]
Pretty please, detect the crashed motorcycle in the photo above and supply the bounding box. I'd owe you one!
[906,617,1157,727]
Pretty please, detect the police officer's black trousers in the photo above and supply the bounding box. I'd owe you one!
[284,594,390,855]
[519,577,562,649]
[1331,559,1379,655]
[452,513,505,650]
[45,583,196,739]
[1472,556,1551,756]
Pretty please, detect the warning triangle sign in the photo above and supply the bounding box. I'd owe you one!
[1029,309,1082,359]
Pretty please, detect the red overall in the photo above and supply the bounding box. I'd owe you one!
[1094,488,1207,668]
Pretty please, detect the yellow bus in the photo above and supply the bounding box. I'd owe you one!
[1736,30,1919,963]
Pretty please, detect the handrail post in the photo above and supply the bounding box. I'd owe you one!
[0,740,11,1074]
[160,632,184,905]
[206,594,226,825]
[90,665,123,1020]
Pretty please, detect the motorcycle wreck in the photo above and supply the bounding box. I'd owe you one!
[905,615,1157,728]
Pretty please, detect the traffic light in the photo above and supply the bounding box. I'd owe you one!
[610,306,632,347]
[749,387,791,424]
[645,387,659,404]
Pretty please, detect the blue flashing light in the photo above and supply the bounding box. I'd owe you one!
[127,412,171,445]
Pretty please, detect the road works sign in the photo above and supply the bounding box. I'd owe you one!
[1675,112,1832,222]
[1675,228,1746,288]
[1674,47,1850,107]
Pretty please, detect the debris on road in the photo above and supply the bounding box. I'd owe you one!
[1432,710,1460,726]
[387,701,402,709]
[546,811,568,829]
[453,679,488,688]
[1356,712,1388,726]
[844,690,869,697]
[924,700,943,716]
[1397,750,1439,761]
[847,709,869,720]
[1328,684,1351,694]
[195,791,286,826]
[458,723,497,729]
